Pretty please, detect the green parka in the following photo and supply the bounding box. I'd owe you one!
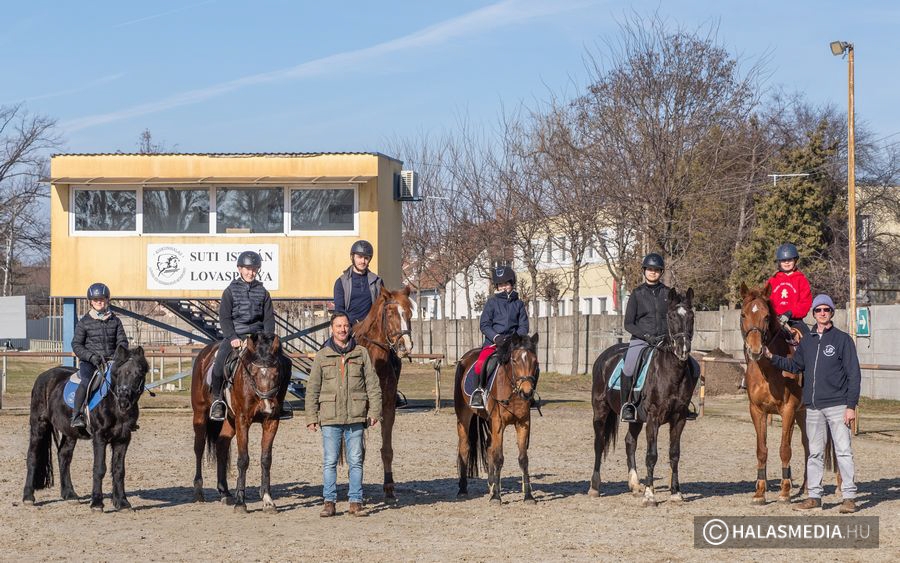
[306,342,382,426]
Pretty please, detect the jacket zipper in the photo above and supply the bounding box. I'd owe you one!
[811,335,822,409]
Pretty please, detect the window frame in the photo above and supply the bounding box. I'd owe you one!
[140,186,213,237]
[286,184,359,237]
[70,186,140,237]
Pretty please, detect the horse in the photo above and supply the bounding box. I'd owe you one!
[23,345,149,511]
[588,287,699,507]
[455,333,540,504]
[353,286,414,502]
[739,281,813,504]
[191,332,291,513]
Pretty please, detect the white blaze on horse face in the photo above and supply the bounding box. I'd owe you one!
[677,306,687,317]
[751,303,759,313]
[397,304,413,352]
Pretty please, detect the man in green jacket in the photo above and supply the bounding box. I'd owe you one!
[306,312,382,517]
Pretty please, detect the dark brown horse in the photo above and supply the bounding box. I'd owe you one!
[588,288,699,507]
[353,286,414,502]
[455,333,540,504]
[739,282,810,504]
[191,332,290,513]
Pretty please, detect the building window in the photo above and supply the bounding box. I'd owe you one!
[143,188,210,234]
[216,187,284,234]
[73,188,137,232]
[598,297,607,313]
[290,187,356,233]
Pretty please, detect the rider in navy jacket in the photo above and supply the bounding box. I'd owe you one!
[768,322,861,410]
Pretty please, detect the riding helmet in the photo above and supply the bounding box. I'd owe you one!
[87,282,111,300]
[350,240,374,258]
[775,243,799,262]
[491,265,516,286]
[236,251,262,268]
[641,253,665,270]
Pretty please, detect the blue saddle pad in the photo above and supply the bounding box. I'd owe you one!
[608,349,655,392]
[64,366,112,411]
[462,361,499,399]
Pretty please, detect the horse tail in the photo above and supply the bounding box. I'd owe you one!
[600,411,619,459]
[205,418,223,464]
[824,427,837,473]
[29,425,56,491]
[466,415,491,478]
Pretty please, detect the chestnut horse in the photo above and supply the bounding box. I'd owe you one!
[353,286,414,502]
[739,282,809,504]
[191,332,290,513]
[455,333,540,504]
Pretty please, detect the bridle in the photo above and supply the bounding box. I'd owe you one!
[107,357,148,405]
[357,298,412,356]
[496,349,539,405]
[740,298,773,348]
[238,350,282,401]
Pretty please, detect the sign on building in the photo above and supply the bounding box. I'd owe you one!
[0,296,27,339]
[147,244,279,290]
[856,307,871,337]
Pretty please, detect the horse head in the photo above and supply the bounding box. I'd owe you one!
[370,286,414,358]
[111,344,149,412]
[739,282,777,362]
[241,333,284,414]
[666,287,695,362]
[496,333,540,400]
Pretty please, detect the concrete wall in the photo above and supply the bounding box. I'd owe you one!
[411,304,900,400]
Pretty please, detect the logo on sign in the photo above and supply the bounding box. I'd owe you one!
[823,345,836,357]
[149,246,186,286]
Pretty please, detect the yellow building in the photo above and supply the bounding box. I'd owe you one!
[49,152,404,300]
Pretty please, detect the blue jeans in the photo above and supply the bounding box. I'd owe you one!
[321,423,365,503]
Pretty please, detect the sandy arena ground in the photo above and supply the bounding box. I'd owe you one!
[1,371,898,562]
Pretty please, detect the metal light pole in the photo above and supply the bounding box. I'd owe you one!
[831,40,856,340]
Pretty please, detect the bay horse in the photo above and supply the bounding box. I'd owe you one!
[739,282,811,504]
[191,332,290,513]
[23,345,149,511]
[455,333,540,504]
[588,288,699,507]
[353,286,414,502]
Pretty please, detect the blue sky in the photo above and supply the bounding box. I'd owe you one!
[3,0,898,155]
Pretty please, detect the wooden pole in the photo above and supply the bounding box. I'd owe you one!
[433,359,442,413]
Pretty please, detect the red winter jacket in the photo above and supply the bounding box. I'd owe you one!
[767,270,812,319]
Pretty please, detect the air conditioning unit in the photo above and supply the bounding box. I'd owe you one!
[395,170,422,201]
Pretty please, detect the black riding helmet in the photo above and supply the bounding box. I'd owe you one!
[87,282,110,300]
[775,243,799,262]
[641,253,665,270]
[237,251,262,268]
[491,265,516,286]
[350,240,374,258]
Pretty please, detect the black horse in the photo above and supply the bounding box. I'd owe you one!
[588,287,699,507]
[23,345,149,511]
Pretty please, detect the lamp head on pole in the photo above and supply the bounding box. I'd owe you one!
[830,41,852,56]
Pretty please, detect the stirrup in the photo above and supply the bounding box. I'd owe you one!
[209,399,227,421]
[470,388,486,409]
[278,402,294,420]
[620,403,637,423]
[71,413,86,429]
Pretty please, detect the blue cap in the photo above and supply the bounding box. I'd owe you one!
[812,294,835,310]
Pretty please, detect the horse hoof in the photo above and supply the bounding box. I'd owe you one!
[489,497,502,505]
[263,505,277,515]
[193,493,205,503]
[641,498,657,508]
[524,497,537,505]
[233,503,248,514]
[90,505,104,513]
[587,488,601,498]
[22,499,34,506]
[457,491,468,498]
[670,493,685,503]
[751,496,766,506]
[383,496,399,505]
[778,496,791,504]
[114,505,134,513]
[220,496,234,506]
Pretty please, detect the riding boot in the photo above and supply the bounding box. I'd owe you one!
[71,385,87,428]
[470,367,486,410]
[209,372,226,421]
[620,374,637,423]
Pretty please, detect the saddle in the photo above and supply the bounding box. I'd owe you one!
[463,359,500,401]
[779,325,804,381]
[608,346,655,398]
[63,365,111,412]
[204,347,242,390]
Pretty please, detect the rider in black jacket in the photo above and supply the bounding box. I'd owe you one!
[70,283,128,428]
[620,253,669,422]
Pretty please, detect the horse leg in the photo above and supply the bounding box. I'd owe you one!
[588,417,605,497]
[58,435,79,502]
[777,407,797,502]
[110,439,132,511]
[22,419,52,505]
[516,419,535,504]
[625,422,643,495]
[749,404,768,505]
[642,422,659,508]
[487,419,505,504]
[668,418,687,503]
[192,414,206,502]
[795,409,809,495]
[233,418,250,513]
[216,421,235,504]
[89,436,108,512]
[380,381,398,502]
[259,418,279,514]
[456,413,472,497]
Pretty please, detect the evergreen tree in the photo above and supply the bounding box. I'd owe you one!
[732,122,837,296]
